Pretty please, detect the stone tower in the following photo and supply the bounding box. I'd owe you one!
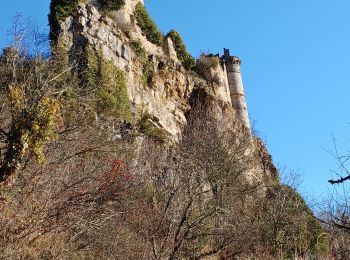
[223,48,250,129]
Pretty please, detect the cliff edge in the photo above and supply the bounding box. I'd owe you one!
[49,0,278,184]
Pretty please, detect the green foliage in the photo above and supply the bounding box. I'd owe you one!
[99,0,125,12]
[49,0,85,42]
[138,114,168,142]
[86,48,131,120]
[167,30,196,70]
[130,40,154,85]
[134,3,163,46]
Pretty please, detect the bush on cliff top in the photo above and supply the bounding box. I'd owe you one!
[195,54,221,85]
[49,0,85,42]
[99,0,125,12]
[167,30,196,70]
[134,2,163,46]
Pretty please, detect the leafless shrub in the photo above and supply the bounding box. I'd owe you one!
[195,53,221,86]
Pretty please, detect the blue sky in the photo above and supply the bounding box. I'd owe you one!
[1,0,349,201]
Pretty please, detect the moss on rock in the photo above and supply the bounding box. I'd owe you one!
[139,114,168,143]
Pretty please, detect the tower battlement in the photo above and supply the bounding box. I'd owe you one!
[223,48,241,72]
[223,48,240,64]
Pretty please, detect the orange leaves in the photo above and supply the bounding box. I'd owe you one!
[98,159,132,199]
[104,159,131,183]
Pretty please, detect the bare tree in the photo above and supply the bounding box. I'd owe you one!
[119,88,262,259]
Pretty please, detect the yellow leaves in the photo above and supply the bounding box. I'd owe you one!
[8,85,62,166]
[32,141,46,164]
[28,96,61,164]
[8,85,24,110]
[20,132,29,154]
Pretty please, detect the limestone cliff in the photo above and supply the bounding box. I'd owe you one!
[51,0,278,184]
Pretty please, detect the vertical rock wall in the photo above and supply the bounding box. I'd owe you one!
[53,1,278,183]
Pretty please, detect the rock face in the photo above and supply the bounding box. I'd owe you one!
[54,0,278,183]
[59,2,198,139]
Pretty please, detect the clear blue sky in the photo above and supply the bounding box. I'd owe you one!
[1,0,350,200]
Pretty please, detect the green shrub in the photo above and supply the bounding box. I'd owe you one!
[86,48,131,120]
[130,40,154,85]
[98,61,130,119]
[167,30,196,70]
[139,114,168,142]
[99,0,125,12]
[134,3,163,46]
[49,0,85,42]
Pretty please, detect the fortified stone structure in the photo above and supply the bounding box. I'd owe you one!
[222,48,251,130]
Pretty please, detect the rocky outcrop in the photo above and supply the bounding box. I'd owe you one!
[58,2,212,139]
[53,0,278,183]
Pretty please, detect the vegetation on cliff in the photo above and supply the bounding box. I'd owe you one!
[99,0,125,12]
[85,48,131,120]
[130,40,154,85]
[167,30,196,70]
[134,2,164,46]
[1,2,349,259]
[48,0,86,42]
[195,53,221,85]
[138,113,168,142]
[0,61,328,257]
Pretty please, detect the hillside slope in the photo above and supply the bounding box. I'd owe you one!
[0,0,329,259]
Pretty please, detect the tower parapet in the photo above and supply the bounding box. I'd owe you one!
[222,48,250,130]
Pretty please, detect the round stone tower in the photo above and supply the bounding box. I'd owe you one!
[223,48,250,129]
